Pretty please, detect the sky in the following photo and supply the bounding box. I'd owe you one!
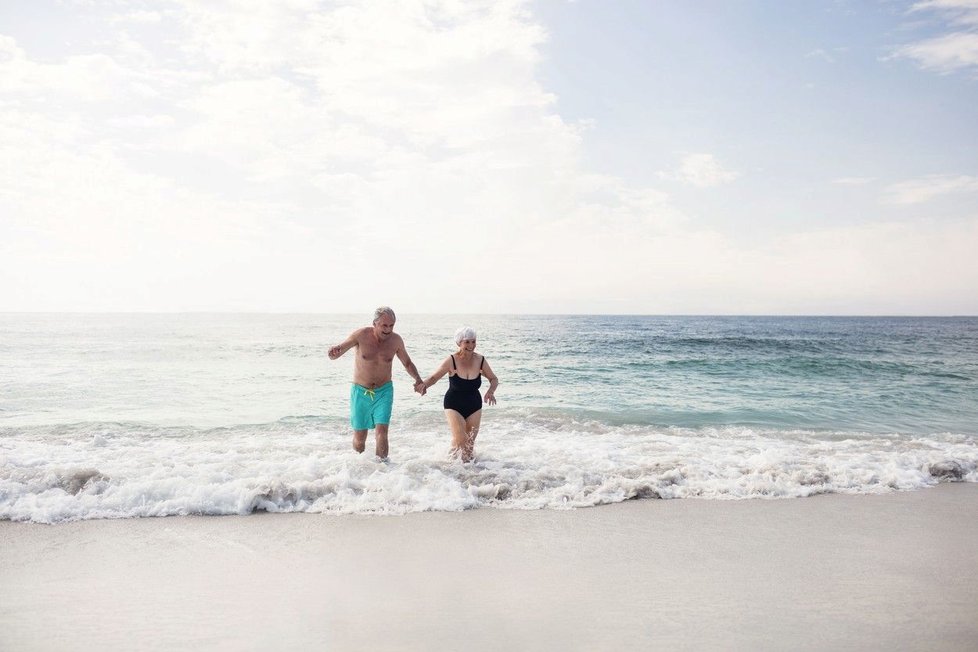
[1,0,976,315]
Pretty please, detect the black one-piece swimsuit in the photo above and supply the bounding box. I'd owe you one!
[443,355,484,419]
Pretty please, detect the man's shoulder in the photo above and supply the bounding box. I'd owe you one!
[353,326,373,341]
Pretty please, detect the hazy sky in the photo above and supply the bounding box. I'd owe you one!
[2,0,976,314]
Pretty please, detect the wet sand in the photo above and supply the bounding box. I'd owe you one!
[2,484,977,651]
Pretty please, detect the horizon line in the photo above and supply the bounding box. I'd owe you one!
[2,311,976,318]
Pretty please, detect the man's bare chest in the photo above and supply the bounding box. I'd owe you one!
[358,341,396,363]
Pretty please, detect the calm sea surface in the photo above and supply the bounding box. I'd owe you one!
[2,314,976,522]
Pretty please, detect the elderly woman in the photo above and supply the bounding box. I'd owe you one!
[419,326,499,462]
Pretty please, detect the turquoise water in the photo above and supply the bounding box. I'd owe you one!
[502,315,978,434]
[1,314,976,521]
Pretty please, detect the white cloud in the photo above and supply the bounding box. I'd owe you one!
[0,41,129,101]
[0,34,25,60]
[106,114,176,129]
[910,0,978,26]
[894,1,978,73]
[674,154,739,188]
[729,217,978,314]
[110,9,165,25]
[883,174,978,204]
[807,46,849,63]
[833,177,876,186]
[894,31,978,73]
[1,1,976,314]
[0,0,594,311]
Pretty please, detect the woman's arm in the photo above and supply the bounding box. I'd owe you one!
[482,358,499,406]
[419,356,453,395]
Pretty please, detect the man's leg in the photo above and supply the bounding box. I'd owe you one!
[375,424,389,459]
[350,384,369,453]
[372,382,393,459]
[353,429,368,453]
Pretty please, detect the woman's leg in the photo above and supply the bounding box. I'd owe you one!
[462,410,482,462]
[444,409,469,459]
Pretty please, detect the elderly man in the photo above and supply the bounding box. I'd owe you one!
[328,306,425,459]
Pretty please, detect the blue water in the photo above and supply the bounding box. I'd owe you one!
[516,315,978,434]
[1,314,976,522]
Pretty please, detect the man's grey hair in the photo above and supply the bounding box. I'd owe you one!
[373,306,396,323]
[455,326,477,344]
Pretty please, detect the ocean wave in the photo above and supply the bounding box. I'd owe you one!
[2,418,977,523]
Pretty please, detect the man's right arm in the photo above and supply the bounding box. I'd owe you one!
[328,330,361,360]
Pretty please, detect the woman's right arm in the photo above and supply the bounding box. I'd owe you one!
[420,356,452,392]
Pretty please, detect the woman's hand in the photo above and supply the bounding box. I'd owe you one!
[484,390,496,406]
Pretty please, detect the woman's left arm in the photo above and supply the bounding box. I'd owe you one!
[482,358,499,406]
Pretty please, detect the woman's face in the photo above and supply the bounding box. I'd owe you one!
[458,338,476,352]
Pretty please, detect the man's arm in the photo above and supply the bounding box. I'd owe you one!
[395,339,426,392]
[328,329,361,360]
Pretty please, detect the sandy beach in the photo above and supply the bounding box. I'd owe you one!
[2,483,977,651]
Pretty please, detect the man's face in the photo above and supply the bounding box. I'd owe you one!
[373,315,395,339]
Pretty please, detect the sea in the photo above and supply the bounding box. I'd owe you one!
[1,313,976,523]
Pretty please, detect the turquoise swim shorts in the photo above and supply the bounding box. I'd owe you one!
[350,381,394,430]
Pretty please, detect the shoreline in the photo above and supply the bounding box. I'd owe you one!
[3,484,978,651]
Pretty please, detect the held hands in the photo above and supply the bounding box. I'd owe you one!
[327,345,342,360]
[414,379,427,396]
[484,390,496,406]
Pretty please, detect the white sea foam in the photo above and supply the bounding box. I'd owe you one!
[2,414,977,523]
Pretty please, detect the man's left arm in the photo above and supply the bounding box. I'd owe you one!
[395,339,425,391]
